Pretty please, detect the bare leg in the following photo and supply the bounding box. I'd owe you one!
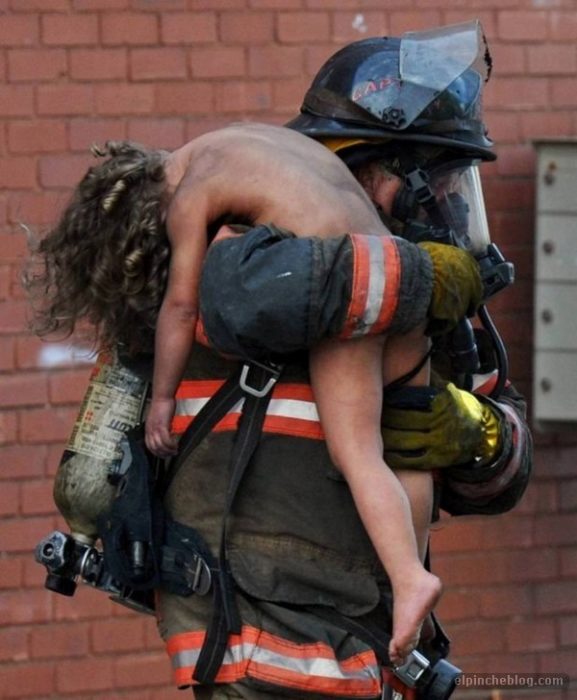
[309,336,441,665]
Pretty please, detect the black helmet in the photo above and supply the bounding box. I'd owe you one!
[287,21,496,162]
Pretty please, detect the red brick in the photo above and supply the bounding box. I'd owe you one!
[95,84,155,115]
[214,80,271,113]
[56,656,115,693]
[20,406,77,443]
[16,336,95,371]
[447,620,507,657]
[8,120,66,155]
[10,0,69,8]
[134,0,185,7]
[48,367,91,404]
[69,118,128,151]
[42,13,99,46]
[560,547,577,577]
[30,622,90,658]
[0,336,15,371]
[130,47,187,80]
[498,11,549,41]
[249,0,302,8]
[444,10,496,37]
[272,76,309,112]
[559,614,577,646]
[550,10,577,40]
[37,85,94,116]
[479,584,533,619]
[160,11,217,44]
[91,617,147,652]
[520,111,574,141]
[38,154,92,189]
[538,649,577,675]
[220,11,274,44]
[102,12,159,45]
[0,444,48,479]
[248,46,303,78]
[0,372,48,408]
[192,0,247,7]
[0,86,35,118]
[277,12,330,43]
[8,48,67,82]
[70,48,128,80]
[0,14,39,46]
[535,514,577,546]
[487,77,549,110]
[0,156,37,190]
[495,145,537,177]
[535,581,577,615]
[114,652,172,688]
[53,583,115,620]
[0,556,23,588]
[127,118,185,149]
[185,116,235,140]
[0,661,56,698]
[529,44,577,75]
[0,480,19,516]
[0,515,56,554]
[552,77,577,107]
[155,82,214,115]
[73,0,129,8]
[332,11,387,43]
[506,620,557,653]
[0,410,18,445]
[435,588,480,622]
[0,587,53,624]
[389,11,442,35]
[0,299,27,334]
[0,626,29,662]
[190,46,246,78]
[8,191,64,226]
[0,232,28,261]
[20,479,57,516]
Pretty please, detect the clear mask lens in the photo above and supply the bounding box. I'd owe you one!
[428,163,490,255]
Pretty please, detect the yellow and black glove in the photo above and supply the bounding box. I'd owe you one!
[418,242,483,334]
[381,383,501,470]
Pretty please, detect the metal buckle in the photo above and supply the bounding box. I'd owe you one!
[184,556,212,596]
[392,649,430,688]
[239,362,282,398]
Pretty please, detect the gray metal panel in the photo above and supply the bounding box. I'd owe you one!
[534,283,577,350]
[536,144,577,213]
[533,350,577,421]
[536,214,577,282]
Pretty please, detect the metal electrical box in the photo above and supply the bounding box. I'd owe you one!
[533,139,577,424]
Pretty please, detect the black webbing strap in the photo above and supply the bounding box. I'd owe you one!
[193,364,280,684]
[161,367,245,497]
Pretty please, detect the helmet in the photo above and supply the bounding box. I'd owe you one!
[287,21,496,162]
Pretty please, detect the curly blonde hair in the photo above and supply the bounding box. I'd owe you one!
[24,141,170,355]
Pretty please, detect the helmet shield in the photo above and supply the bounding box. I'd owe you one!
[354,21,488,130]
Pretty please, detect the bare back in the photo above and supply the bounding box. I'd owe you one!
[167,123,387,240]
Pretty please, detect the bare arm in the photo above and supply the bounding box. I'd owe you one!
[145,185,209,457]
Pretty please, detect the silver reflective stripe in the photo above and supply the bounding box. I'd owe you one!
[172,640,380,683]
[175,397,319,423]
[352,236,386,338]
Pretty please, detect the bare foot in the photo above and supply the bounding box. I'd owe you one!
[388,569,442,666]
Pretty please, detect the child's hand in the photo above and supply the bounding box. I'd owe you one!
[145,397,178,458]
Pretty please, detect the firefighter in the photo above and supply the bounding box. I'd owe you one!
[158,21,531,700]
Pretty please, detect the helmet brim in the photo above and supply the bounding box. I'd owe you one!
[286,113,497,162]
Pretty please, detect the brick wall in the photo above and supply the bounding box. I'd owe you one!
[0,1,576,698]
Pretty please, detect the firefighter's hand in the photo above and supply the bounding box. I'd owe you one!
[145,397,178,458]
[381,383,500,470]
[418,242,483,334]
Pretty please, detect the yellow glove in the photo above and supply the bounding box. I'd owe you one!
[381,383,501,470]
[418,242,483,334]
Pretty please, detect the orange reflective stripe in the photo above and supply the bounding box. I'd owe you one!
[167,625,382,697]
[341,234,370,339]
[340,235,401,339]
[171,382,325,440]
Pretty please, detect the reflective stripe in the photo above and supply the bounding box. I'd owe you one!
[472,369,510,396]
[172,381,324,440]
[167,625,382,697]
[341,235,401,339]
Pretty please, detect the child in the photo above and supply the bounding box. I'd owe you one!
[27,123,440,665]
